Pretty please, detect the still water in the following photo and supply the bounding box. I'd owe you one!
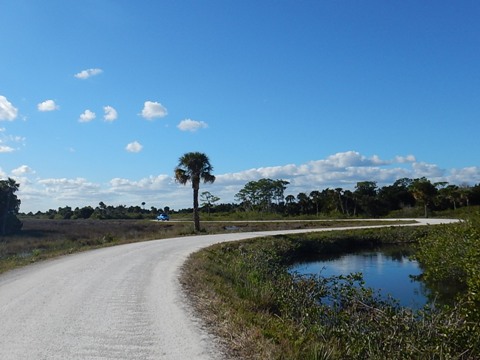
[291,248,429,309]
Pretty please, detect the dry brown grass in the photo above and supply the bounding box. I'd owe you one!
[0,218,411,275]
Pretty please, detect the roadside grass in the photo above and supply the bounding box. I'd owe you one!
[0,218,410,275]
[180,225,480,359]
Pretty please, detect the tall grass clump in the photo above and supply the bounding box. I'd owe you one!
[182,226,480,359]
[415,216,480,318]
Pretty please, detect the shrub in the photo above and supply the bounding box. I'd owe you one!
[182,226,480,359]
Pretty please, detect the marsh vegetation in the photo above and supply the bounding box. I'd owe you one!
[181,221,480,359]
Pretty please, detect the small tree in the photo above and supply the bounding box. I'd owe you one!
[0,178,22,235]
[200,191,220,215]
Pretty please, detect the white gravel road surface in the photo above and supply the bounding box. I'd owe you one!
[0,219,458,359]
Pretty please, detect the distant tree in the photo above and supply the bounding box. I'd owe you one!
[335,188,345,214]
[235,178,289,212]
[321,188,338,214]
[0,178,22,235]
[343,190,354,216]
[354,181,383,217]
[309,190,322,216]
[438,184,461,210]
[200,191,220,214]
[57,206,73,219]
[459,185,472,207]
[285,195,295,204]
[378,178,415,212]
[409,177,438,217]
[73,206,95,219]
[174,152,215,232]
[297,192,310,214]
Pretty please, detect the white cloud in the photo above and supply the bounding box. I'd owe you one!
[74,68,103,79]
[214,151,453,194]
[110,175,171,192]
[177,119,208,132]
[323,151,388,168]
[447,167,480,185]
[125,141,143,153]
[11,165,34,176]
[395,155,416,163]
[12,150,480,213]
[37,99,59,112]
[0,95,18,121]
[0,145,14,153]
[412,162,444,178]
[141,101,167,120]
[79,109,96,123]
[103,105,118,122]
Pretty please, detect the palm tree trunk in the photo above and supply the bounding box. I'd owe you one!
[193,184,200,232]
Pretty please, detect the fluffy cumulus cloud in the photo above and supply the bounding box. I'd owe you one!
[395,155,416,163]
[103,105,118,122]
[215,151,453,194]
[110,175,171,192]
[0,145,14,153]
[125,141,143,153]
[447,167,480,185]
[177,119,208,132]
[37,99,59,112]
[319,151,389,168]
[11,165,34,176]
[74,68,103,79]
[12,150,480,213]
[141,101,167,120]
[32,178,103,205]
[411,162,444,178]
[0,95,18,121]
[79,109,96,123]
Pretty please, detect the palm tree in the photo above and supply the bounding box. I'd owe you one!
[174,152,215,232]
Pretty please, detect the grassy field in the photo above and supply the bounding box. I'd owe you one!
[0,217,410,274]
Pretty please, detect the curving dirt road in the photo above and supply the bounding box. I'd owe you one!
[0,219,458,359]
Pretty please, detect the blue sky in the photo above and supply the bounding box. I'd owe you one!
[1,0,479,213]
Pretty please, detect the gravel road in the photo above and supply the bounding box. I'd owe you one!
[0,219,458,359]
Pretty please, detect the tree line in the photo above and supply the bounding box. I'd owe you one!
[233,177,480,217]
[3,149,480,237]
[32,202,171,220]
[12,176,480,224]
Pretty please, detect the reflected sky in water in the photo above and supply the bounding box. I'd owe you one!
[292,250,429,309]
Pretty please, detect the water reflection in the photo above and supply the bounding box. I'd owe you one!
[290,246,430,309]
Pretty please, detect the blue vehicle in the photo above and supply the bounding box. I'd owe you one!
[157,213,170,221]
